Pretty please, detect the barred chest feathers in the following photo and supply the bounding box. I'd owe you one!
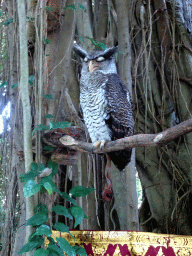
[80,72,111,144]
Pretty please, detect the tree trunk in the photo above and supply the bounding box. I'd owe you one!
[2,0,192,254]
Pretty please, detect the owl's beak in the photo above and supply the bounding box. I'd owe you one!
[89,60,100,73]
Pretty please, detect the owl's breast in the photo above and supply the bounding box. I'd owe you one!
[80,78,111,143]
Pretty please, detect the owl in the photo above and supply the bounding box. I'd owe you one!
[73,44,134,171]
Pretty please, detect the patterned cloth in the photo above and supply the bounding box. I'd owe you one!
[47,231,192,255]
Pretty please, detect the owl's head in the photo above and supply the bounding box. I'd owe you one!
[73,44,118,75]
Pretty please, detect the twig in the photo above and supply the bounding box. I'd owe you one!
[171,189,192,221]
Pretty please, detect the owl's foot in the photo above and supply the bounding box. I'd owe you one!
[93,140,107,149]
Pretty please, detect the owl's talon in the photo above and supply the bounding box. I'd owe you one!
[93,141,101,148]
[100,140,106,149]
[93,140,106,149]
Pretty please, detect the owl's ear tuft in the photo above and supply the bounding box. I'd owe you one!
[73,44,88,59]
[103,46,118,59]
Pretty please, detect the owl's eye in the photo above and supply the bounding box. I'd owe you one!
[84,57,89,62]
[96,56,105,62]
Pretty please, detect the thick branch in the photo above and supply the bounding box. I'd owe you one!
[59,118,192,153]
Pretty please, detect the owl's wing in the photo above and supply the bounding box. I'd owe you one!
[105,73,134,139]
[105,73,134,170]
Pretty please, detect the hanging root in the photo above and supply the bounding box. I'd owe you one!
[102,154,112,201]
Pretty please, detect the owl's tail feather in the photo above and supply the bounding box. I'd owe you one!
[108,148,132,171]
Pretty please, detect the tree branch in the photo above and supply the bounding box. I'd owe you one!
[59,118,192,153]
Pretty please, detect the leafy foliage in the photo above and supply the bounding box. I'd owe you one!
[70,206,87,228]
[33,225,52,237]
[73,246,87,256]
[44,39,51,45]
[49,121,71,129]
[18,241,40,253]
[44,145,54,151]
[34,248,50,256]
[0,81,8,88]
[19,161,93,255]
[3,18,13,26]
[56,237,76,256]
[46,6,54,12]
[52,205,73,219]
[43,181,53,195]
[85,37,107,50]
[11,83,18,88]
[29,75,35,86]
[32,124,49,135]
[47,243,64,256]
[23,180,41,197]
[61,192,77,205]
[26,212,48,226]
[64,3,87,13]
[53,222,70,233]
[45,114,54,119]
[69,186,95,197]
[32,120,71,134]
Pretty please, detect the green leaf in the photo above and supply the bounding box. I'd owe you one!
[20,163,41,182]
[18,241,39,253]
[29,75,35,85]
[78,36,84,44]
[0,81,8,88]
[61,192,77,205]
[53,222,74,240]
[40,176,60,194]
[26,16,35,21]
[0,10,2,17]
[64,4,77,11]
[3,18,13,26]
[43,181,53,195]
[47,237,55,244]
[44,39,51,44]
[33,225,52,237]
[26,212,48,226]
[20,170,37,183]
[44,93,54,100]
[53,222,69,233]
[73,245,87,256]
[34,248,50,256]
[31,162,38,171]
[85,37,107,50]
[11,83,18,88]
[56,237,76,256]
[50,121,71,129]
[70,206,85,228]
[69,186,95,197]
[45,114,54,119]
[52,205,73,219]
[32,124,49,135]
[49,121,55,129]
[35,204,48,215]
[48,244,64,256]
[23,180,41,197]
[37,163,46,174]
[46,6,54,12]
[44,145,54,151]
[29,235,44,246]
[47,160,58,176]
[78,3,87,12]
